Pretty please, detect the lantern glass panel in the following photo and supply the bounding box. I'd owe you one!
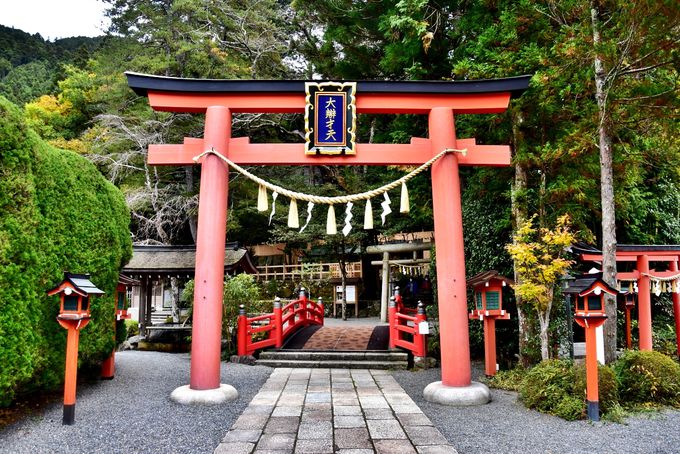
[576,297,585,311]
[81,296,90,311]
[117,292,125,310]
[63,295,79,311]
[475,292,483,310]
[587,296,602,311]
[486,291,500,310]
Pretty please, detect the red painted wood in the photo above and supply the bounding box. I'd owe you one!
[484,318,497,376]
[671,261,680,359]
[580,253,680,262]
[625,306,632,350]
[429,107,471,388]
[149,138,510,167]
[637,255,652,351]
[616,271,640,280]
[585,325,599,403]
[237,297,323,356]
[190,106,231,390]
[147,91,511,114]
[64,327,79,406]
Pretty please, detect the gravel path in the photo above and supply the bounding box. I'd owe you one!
[0,351,271,454]
[393,365,680,454]
[3,352,680,454]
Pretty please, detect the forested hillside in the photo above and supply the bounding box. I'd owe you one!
[1,0,678,366]
[0,25,102,105]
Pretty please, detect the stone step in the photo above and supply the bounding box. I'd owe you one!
[258,350,408,362]
[254,358,408,370]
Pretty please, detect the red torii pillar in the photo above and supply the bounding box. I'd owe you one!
[127,73,530,406]
[672,260,680,359]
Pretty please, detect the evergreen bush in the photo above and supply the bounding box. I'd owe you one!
[0,96,131,406]
[574,362,619,413]
[519,359,618,420]
[614,350,680,407]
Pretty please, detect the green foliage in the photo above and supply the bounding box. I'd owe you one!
[124,318,139,338]
[614,350,680,407]
[0,96,131,406]
[0,61,56,106]
[485,366,526,392]
[519,359,618,421]
[115,320,128,344]
[574,363,619,414]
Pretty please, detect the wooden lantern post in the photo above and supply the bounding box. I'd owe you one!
[623,291,636,350]
[101,276,135,379]
[564,273,617,421]
[47,273,104,425]
[467,271,513,377]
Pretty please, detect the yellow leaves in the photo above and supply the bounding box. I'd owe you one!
[47,137,88,154]
[506,214,576,312]
[421,31,434,53]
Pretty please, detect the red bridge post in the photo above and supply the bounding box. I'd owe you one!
[415,302,427,358]
[237,304,248,356]
[274,297,283,348]
[388,296,396,349]
[318,297,325,325]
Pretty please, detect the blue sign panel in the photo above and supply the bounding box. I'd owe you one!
[315,93,346,147]
[305,82,356,155]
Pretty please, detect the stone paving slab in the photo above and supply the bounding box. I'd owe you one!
[215,368,458,454]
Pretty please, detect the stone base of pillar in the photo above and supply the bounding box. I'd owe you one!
[423,381,491,406]
[170,384,238,405]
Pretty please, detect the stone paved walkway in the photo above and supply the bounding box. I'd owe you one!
[215,368,457,454]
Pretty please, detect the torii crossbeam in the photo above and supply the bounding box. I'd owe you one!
[127,72,531,406]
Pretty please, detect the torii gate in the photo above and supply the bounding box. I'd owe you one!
[126,72,530,405]
[574,244,680,358]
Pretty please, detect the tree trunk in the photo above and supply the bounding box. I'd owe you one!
[185,165,198,243]
[511,108,532,366]
[538,312,550,361]
[170,277,181,323]
[591,3,618,363]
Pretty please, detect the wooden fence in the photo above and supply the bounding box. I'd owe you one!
[255,262,362,281]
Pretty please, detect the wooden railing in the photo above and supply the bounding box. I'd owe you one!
[389,293,427,358]
[256,262,362,281]
[237,291,324,356]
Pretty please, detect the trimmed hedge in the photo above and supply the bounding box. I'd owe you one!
[0,96,131,406]
[614,350,680,407]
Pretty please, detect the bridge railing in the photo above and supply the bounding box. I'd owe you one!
[389,296,427,358]
[237,290,324,356]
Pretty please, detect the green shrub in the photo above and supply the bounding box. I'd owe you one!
[124,319,139,338]
[519,359,619,420]
[485,366,526,392]
[574,363,619,413]
[554,395,585,421]
[115,320,128,344]
[614,350,680,407]
[520,360,576,415]
[0,96,131,406]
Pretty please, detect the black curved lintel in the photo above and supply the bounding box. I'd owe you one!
[125,72,532,99]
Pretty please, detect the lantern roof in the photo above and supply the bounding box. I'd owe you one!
[47,272,105,297]
[563,272,617,297]
[467,270,514,288]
